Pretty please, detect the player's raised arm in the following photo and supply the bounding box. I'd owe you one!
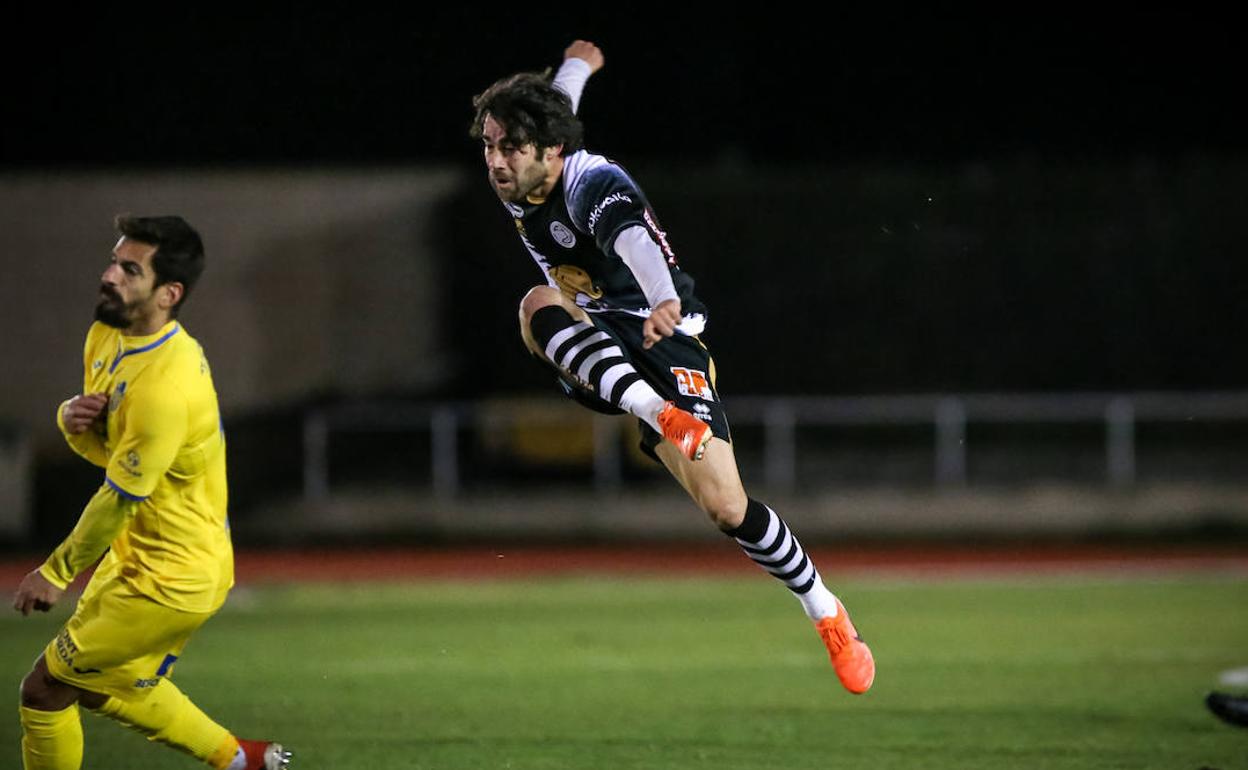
[553,40,604,114]
[564,40,604,72]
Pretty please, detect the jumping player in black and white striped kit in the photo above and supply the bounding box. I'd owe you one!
[471,41,875,694]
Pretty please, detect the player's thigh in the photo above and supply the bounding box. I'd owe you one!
[44,576,212,702]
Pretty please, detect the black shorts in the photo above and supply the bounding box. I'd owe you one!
[551,311,732,462]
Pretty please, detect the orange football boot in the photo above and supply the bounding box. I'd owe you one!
[814,599,875,694]
[657,401,713,461]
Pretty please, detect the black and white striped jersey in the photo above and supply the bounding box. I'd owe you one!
[503,149,707,333]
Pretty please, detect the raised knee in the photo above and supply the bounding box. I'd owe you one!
[19,658,80,711]
[519,285,563,324]
[20,669,57,710]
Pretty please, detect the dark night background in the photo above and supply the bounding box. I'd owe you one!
[4,13,1240,167]
[4,11,1243,395]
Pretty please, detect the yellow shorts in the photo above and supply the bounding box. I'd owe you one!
[43,571,215,702]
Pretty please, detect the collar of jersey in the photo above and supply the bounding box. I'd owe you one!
[110,321,180,373]
[526,172,564,205]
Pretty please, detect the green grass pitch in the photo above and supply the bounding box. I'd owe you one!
[3,573,1246,768]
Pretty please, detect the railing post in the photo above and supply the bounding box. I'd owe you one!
[303,410,329,502]
[1106,397,1135,488]
[592,414,622,494]
[935,398,967,487]
[431,406,460,499]
[763,401,797,493]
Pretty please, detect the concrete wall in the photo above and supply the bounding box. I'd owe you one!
[0,168,464,451]
[0,429,31,540]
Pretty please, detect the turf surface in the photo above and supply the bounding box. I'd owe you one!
[3,573,1245,768]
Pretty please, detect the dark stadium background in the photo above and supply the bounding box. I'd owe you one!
[6,12,1240,391]
[2,18,1245,766]
[3,11,1244,543]
[6,13,1240,165]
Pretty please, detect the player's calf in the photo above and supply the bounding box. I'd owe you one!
[726,498,876,693]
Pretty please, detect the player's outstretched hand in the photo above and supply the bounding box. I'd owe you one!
[61,393,108,434]
[643,298,681,349]
[565,40,604,73]
[14,570,63,616]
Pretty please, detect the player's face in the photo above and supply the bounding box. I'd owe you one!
[96,237,161,331]
[481,114,553,202]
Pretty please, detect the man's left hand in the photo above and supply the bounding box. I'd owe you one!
[564,40,604,73]
[643,299,681,349]
[14,570,63,616]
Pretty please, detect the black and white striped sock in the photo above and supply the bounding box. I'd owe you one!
[729,498,837,620]
[530,306,665,429]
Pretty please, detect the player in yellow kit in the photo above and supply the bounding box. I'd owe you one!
[13,216,290,770]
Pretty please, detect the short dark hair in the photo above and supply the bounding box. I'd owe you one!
[115,215,205,315]
[470,72,584,155]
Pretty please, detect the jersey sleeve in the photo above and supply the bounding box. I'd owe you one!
[104,381,188,501]
[39,484,138,588]
[552,57,593,113]
[614,225,680,308]
[568,165,652,257]
[56,399,109,467]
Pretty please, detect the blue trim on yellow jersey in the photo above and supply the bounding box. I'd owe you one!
[105,476,147,502]
[109,324,180,374]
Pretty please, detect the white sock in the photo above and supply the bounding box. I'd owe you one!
[617,381,666,432]
[798,576,838,620]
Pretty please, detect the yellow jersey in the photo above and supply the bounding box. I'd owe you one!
[45,319,234,614]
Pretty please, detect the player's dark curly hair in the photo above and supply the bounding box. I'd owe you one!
[116,214,205,315]
[470,72,584,155]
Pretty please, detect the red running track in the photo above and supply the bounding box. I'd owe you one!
[2,543,1246,589]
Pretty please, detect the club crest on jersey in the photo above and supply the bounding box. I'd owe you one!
[550,221,577,248]
[671,367,714,401]
[108,382,127,412]
[549,265,604,301]
[118,448,143,478]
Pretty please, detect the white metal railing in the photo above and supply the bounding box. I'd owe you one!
[301,392,1248,502]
